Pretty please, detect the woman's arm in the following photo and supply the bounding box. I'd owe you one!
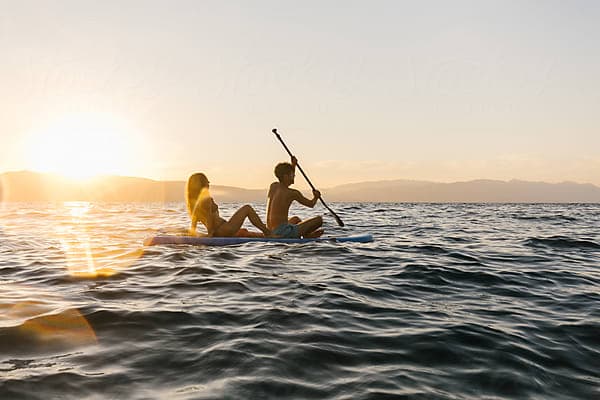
[201,197,218,236]
[190,217,198,235]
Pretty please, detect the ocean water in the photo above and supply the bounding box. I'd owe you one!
[1,202,599,399]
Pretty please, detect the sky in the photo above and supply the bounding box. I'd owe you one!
[1,0,599,189]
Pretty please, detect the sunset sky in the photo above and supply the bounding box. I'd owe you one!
[1,0,599,188]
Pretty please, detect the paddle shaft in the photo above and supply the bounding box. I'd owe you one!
[272,129,345,227]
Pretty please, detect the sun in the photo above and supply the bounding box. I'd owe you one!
[24,113,137,180]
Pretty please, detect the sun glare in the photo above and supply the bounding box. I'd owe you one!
[55,201,144,279]
[25,113,138,180]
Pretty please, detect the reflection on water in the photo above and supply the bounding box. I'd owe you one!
[55,201,145,278]
[60,201,114,278]
[65,201,90,218]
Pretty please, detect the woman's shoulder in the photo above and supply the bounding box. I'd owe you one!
[197,192,214,208]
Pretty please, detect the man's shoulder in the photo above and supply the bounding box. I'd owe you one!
[269,182,298,198]
[269,181,293,192]
[268,182,278,196]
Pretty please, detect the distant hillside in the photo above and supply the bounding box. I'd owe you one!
[325,179,600,203]
[0,171,264,203]
[1,171,600,203]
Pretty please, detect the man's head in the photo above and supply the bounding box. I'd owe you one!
[274,162,295,184]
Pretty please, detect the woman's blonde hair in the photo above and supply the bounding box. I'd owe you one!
[186,173,209,217]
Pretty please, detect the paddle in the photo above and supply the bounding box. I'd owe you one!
[271,128,345,227]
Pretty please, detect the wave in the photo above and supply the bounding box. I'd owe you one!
[525,236,600,250]
[2,202,600,399]
[512,214,578,222]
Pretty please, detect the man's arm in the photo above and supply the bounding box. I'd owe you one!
[292,189,321,208]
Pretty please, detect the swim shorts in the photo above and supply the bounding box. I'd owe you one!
[273,223,300,239]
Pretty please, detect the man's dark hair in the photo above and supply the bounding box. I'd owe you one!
[274,162,293,181]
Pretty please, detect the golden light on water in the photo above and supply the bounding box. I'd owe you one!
[60,202,118,278]
[0,202,148,355]
[59,201,145,278]
[67,200,91,218]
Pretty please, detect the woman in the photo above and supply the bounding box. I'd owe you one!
[186,173,270,237]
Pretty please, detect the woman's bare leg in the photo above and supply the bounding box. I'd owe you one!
[216,205,270,237]
[235,228,264,238]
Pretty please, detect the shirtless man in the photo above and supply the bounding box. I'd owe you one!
[266,156,324,238]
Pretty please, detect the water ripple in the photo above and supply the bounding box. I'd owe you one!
[1,202,599,399]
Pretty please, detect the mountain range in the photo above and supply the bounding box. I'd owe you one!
[1,171,600,203]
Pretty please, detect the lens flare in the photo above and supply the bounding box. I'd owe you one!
[0,285,97,355]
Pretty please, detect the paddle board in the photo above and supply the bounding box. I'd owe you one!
[144,233,373,246]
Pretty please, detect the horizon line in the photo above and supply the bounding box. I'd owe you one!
[1,169,599,190]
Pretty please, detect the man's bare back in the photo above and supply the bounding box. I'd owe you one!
[267,182,303,229]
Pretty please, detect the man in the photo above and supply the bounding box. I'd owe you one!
[266,156,324,238]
